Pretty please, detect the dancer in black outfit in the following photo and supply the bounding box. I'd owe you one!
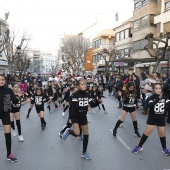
[62,87,70,117]
[132,83,170,155]
[113,82,141,137]
[57,83,63,107]
[62,79,95,160]
[26,84,37,118]
[30,88,52,130]
[10,82,30,142]
[96,86,108,114]
[59,86,78,138]
[0,75,22,162]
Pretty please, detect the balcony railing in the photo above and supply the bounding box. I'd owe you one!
[100,44,115,50]
[0,60,8,66]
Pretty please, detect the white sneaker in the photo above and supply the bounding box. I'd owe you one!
[12,130,17,137]
[18,135,24,142]
[119,123,123,128]
[62,112,65,117]
[104,111,108,114]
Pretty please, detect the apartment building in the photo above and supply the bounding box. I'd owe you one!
[113,18,134,74]
[79,14,118,74]
[132,0,161,74]
[92,29,115,73]
[0,16,9,74]
[154,0,170,73]
[28,49,56,75]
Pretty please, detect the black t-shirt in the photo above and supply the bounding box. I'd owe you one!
[70,90,92,117]
[148,94,170,119]
[12,95,22,112]
[122,93,137,106]
[91,90,97,99]
[31,94,48,108]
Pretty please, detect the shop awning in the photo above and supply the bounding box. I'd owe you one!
[110,57,156,63]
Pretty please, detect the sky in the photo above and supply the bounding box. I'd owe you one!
[0,0,134,55]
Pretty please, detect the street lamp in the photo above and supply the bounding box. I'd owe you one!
[16,46,21,74]
[102,48,108,73]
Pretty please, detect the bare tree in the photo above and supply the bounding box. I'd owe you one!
[3,29,31,74]
[61,35,90,75]
[16,53,30,74]
[97,48,116,73]
[0,28,9,57]
[144,32,170,73]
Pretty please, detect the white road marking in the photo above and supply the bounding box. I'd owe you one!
[110,129,132,151]
[91,109,96,114]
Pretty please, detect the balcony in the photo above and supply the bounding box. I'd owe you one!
[0,60,8,66]
[100,44,115,50]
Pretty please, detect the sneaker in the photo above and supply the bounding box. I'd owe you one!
[104,111,108,114]
[119,123,123,128]
[79,135,84,141]
[7,154,18,162]
[62,112,65,117]
[113,129,117,137]
[18,135,24,142]
[12,130,17,137]
[132,125,139,129]
[162,148,170,156]
[81,152,92,160]
[49,110,53,113]
[41,124,46,131]
[132,146,143,153]
[134,131,141,138]
[26,114,29,118]
[59,132,63,139]
[62,128,70,141]
[55,108,58,111]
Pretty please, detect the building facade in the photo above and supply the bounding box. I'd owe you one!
[132,0,161,74]
[113,18,134,74]
[92,29,115,73]
[154,0,170,73]
[27,49,57,76]
[0,16,9,74]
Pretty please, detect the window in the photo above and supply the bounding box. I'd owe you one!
[124,48,129,54]
[135,1,142,9]
[93,55,101,63]
[93,55,95,63]
[125,29,129,39]
[165,2,170,11]
[134,19,140,29]
[142,0,149,5]
[141,15,148,27]
[116,33,120,41]
[164,22,170,34]
[92,42,95,49]
[120,31,124,40]
[92,39,101,49]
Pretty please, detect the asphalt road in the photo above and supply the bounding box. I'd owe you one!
[0,91,170,170]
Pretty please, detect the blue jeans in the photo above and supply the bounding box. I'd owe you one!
[119,100,122,108]
[142,99,148,110]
